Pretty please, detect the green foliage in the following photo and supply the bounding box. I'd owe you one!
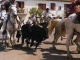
[29,7,37,16]
[29,7,43,17]
[37,8,43,17]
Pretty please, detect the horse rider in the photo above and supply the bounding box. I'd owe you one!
[1,5,8,35]
[69,0,78,14]
[1,0,21,35]
[42,8,53,22]
[74,1,80,23]
[69,0,80,23]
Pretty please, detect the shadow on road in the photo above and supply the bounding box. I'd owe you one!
[0,40,80,60]
[42,41,66,45]
[0,42,5,51]
[41,53,80,60]
[40,47,80,60]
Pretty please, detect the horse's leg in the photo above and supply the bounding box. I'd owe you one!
[70,35,74,45]
[2,35,4,44]
[7,31,10,39]
[66,32,73,59]
[8,32,12,47]
[4,34,7,43]
[1,35,5,47]
[12,32,17,46]
[74,33,80,53]
[52,33,61,49]
[8,34,12,47]
[17,38,20,42]
[61,36,63,41]
[4,34,7,47]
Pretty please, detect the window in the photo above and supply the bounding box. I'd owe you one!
[38,3,46,10]
[51,3,56,10]
[17,1,24,8]
[17,1,24,13]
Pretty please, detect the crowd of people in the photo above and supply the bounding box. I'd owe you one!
[0,0,80,35]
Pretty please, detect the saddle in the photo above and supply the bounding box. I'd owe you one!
[73,13,80,24]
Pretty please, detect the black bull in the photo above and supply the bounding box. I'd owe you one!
[16,22,49,51]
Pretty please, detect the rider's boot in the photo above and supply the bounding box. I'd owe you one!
[18,21,22,35]
[2,14,9,35]
[2,24,7,35]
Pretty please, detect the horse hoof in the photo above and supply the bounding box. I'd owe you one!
[33,49,36,52]
[70,43,74,45]
[12,40,16,45]
[21,44,25,47]
[67,55,73,59]
[8,43,12,47]
[2,43,6,47]
[78,51,80,53]
[52,47,57,50]
[71,43,74,45]
[76,47,80,53]
[17,39,20,42]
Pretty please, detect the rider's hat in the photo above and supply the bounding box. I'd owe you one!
[46,8,49,10]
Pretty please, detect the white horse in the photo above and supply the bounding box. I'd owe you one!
[65,13,80,58]
[6,4,19,47]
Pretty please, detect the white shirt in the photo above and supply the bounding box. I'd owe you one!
[30,16,36,21]
[42,11,52,17]
[1,10,8,22]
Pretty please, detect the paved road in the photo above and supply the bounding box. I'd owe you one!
[0,31,80,60]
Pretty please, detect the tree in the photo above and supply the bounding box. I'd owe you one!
[29,7,37,17]
[29,7,43,17]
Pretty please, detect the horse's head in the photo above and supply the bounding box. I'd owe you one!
[9,4,17,17]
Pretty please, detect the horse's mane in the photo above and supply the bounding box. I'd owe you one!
[68,13,76,20]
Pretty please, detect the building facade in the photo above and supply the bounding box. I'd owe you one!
[0,0,71,23]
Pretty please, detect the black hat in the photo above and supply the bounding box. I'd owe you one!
[75,1,80,5]
[46,8,49,10]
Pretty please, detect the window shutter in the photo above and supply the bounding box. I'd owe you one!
[38,4,41,9]
[43,4,46,10]
[21,2,24,8]
[51,3,55,10]
[38,3,46,10]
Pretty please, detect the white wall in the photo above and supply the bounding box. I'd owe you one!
[0,0,71,23]
[24,0,71,21]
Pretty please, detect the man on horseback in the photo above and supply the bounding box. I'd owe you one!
[1,0,21,35]
[74,1,80,23]
[1,5,8,34]
[42,8,53,22]
[69,0,80,23]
